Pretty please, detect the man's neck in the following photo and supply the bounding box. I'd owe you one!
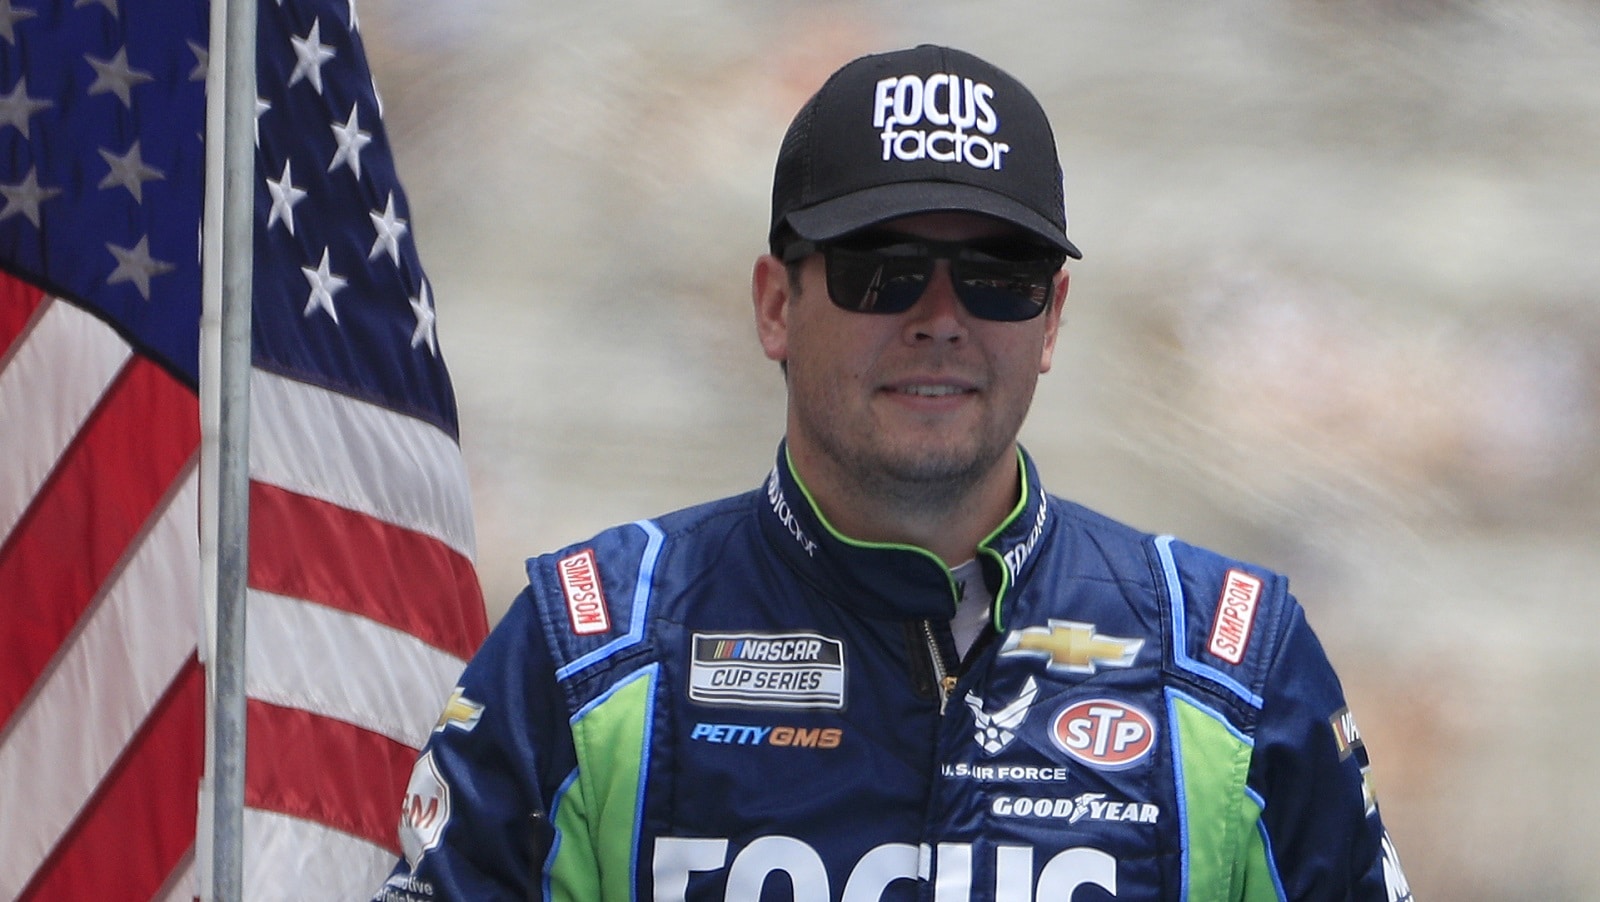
[787,444,1022,567]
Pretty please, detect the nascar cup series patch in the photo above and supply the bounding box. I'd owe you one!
[688,631,846,710]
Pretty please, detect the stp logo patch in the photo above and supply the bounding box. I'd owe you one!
[1050,699,1157,770]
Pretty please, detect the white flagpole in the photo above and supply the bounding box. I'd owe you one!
[200,0,256,897]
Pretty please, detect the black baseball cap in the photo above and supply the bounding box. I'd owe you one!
[769,44,1081,259]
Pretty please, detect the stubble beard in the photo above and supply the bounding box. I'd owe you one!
[805,415,1014,518]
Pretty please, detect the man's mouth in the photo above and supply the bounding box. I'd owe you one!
[895,384,970,398]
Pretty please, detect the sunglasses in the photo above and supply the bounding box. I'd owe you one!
[782,234,1065,322]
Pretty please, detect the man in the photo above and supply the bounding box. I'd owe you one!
[374,45,1410,901]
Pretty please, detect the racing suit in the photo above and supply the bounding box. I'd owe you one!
[374,444,1411,901]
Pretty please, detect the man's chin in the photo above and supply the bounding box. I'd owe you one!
[874,444,990,490]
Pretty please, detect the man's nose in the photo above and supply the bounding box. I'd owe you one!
[905,261,968,343]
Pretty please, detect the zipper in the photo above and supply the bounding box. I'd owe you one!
[921,620,958,714]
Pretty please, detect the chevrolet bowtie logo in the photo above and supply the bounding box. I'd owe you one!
[1000,620,1144,674]
[433,687,484,733]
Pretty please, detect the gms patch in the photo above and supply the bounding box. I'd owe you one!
[689,632,846,710]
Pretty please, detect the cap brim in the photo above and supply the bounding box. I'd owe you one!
[783,181,1082,259]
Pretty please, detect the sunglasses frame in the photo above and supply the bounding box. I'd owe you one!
[781,234,1067,322]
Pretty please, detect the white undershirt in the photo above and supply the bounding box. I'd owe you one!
[949,559,994,660]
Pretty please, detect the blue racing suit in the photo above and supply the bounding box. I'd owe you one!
[373,444,1412,900]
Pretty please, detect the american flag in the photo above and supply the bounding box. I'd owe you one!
[0,1,488,898]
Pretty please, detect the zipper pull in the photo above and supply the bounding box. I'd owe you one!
[922,619,956,715]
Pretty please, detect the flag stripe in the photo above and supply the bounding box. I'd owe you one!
[247,589,468,749]
[248,482,487,660]
[0,294,134,547]
[152,852,196,902]
[0,357,200,728]
[0,273,46,361]
[251,368,477,559]
[246,699,416,855]
[0,471,201,900]
[2,2,489,892]
[16,659,203,902]
[245,808,399,902]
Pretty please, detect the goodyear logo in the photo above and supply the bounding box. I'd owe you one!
[689,632,845,710]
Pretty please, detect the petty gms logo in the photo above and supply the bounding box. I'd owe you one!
[690,722,843,749]
[689,632,846,710]
[557,549,610,635]
[874,74,1010,170]
[1051,699,1156,770]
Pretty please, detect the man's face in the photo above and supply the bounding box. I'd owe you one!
[754,212,1068,503]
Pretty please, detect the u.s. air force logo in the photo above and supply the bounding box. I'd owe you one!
[689,632,846,710]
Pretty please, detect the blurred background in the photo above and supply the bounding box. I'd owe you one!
[359,1,1600,897]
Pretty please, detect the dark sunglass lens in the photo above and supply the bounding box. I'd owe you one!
[826,247,930,313]
[952,265,1053,321]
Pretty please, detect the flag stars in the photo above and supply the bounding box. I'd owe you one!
[106,236,175,300]
[98,140,165,202]
[368,192,407,264]
[0,0,37,45]
[188,40,208,82]
[73,0,117,16]
[328,104,372,179]
[0,78,52,138]
[86,47,154,108]
[254,96,271,146]
[265,160,308,235]
[410,281,437,355]
[0,166,61,227]
[288,18,336,95]
[301,248,348,323]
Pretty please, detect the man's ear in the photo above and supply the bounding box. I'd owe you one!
[1038,268,1069,374]
[752,253,792,364]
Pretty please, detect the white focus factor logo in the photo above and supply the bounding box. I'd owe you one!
[1381,830,1413,902]
[964,676,1038,755]
[399,751,452,868]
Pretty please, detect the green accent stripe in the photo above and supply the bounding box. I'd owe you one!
[550,667,654,901]
[781,445,1033,620]
[1170,689,1278,901]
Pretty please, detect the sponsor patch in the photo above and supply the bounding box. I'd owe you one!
[1381,830,1413,902]
[991,792,1160,825]
[689,632,846,710]
[874,73,1011,170]
[689,722,843,749]
[964,676,1038,755]
[557,549,610,635]
[1050,699,1156,770]
[1000,620,1143,674]
[399,751,451,867]
[940,762,1071,783]
[432,687,483,733]
[766,469,818,557]
[1330,705,1365,761]
[1207,569,1263,665]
